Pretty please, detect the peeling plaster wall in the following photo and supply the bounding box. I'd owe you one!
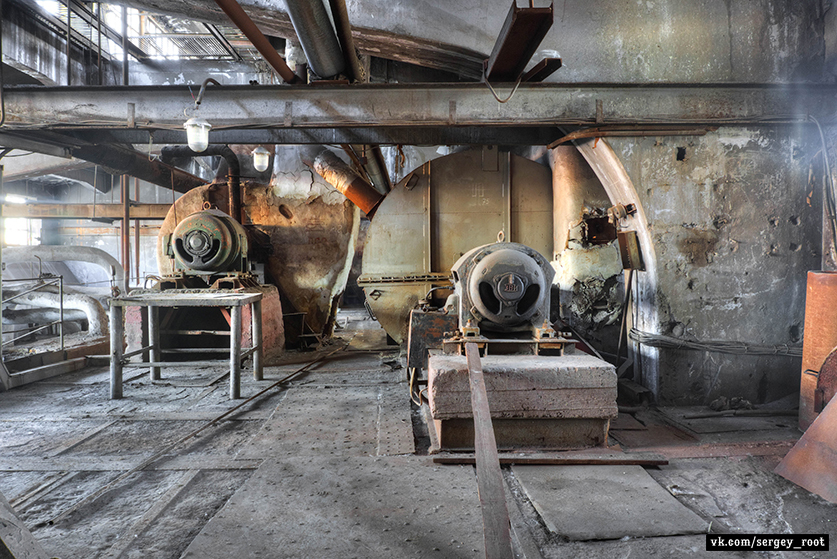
[550,147,624,355]
[609,128,822,404]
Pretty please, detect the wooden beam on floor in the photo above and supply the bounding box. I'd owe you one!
[97,470,201,559]
[433,453,668,466]
[465,342,513,559]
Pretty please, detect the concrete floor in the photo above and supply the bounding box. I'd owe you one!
[0,310,835,558]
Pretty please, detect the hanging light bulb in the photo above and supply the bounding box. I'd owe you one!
[184,117,212,152]
[252,146,270,172]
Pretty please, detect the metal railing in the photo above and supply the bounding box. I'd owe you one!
[1,275,65,353]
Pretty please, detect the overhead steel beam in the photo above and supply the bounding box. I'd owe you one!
[68,126,561,146]
[3,203,171,220]
[4,84,835,134]
[1,153,91,181]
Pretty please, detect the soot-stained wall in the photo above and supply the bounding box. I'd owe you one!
[609,127,822,404]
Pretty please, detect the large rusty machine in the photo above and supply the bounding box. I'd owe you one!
[412,241,617,451]
[359,148,618,451]
[128,204,285,360]
[161,209,256,289]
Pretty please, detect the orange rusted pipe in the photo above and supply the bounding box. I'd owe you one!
[308,148,384,218]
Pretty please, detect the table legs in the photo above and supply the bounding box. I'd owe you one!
[252,300,263,381]
[109,304,123,399]
[230,305,242,399]
[148,306,161,381]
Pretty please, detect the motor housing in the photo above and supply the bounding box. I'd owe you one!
[169,209,249,273]
[451,242,553,335]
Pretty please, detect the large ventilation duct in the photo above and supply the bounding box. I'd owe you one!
[285,0,346,79]
[3,246,126,294]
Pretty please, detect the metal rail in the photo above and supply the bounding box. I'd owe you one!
[43,342,350,529]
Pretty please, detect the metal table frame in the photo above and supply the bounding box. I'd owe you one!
[109,291,263,399]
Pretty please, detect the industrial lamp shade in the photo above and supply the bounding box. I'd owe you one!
[184,117,212,152]
[252,146,270,172]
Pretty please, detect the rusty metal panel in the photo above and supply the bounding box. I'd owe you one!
[406,309,458,372]
[617,231,645,271]
[775,390,837,504]
[816,348,837,412]
[510,153,553,259]
[431,149,507,270]
[799,271,837,430]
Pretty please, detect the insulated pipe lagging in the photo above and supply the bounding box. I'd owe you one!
[285,0,346,79]
[303,148,384,217]
[3,307,87,324]
[3,246,126,294]
[12,291,108,337]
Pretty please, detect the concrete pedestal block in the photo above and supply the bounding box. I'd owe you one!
[428,353,617,450]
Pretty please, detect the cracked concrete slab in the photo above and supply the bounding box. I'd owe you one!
[181,456,483,559]
[512,464,709,541]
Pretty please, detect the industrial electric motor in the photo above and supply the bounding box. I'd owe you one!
[450,242,554,335]
[168,209,249,274]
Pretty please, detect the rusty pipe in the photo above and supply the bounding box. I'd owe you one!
[328,0,362,82]
[304,148,383,217]
[161,145,242,223]
[285,0,345,79]
[212,0,303,84]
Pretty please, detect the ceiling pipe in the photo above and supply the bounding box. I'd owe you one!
[367,145,392,193]
[349,144,390,195]
[327,0,362,82]
[212,0,303,84]
[71,144,205,195]
[161,145,242,224]
[302,147,383,218]
[285,0,345,79]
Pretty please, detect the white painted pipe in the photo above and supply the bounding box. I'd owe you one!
[12,291,108,337]
[3,245,126,294]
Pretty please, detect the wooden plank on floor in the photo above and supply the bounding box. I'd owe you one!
[504,477,543,559]
[465,342,513,559]
[9,471,79,511]
[626,440,795,459]
[0,490,51,559]
[46,420,119,457]
[0,457,262,472]
[434,452,668,466]
[97,469,201,559]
